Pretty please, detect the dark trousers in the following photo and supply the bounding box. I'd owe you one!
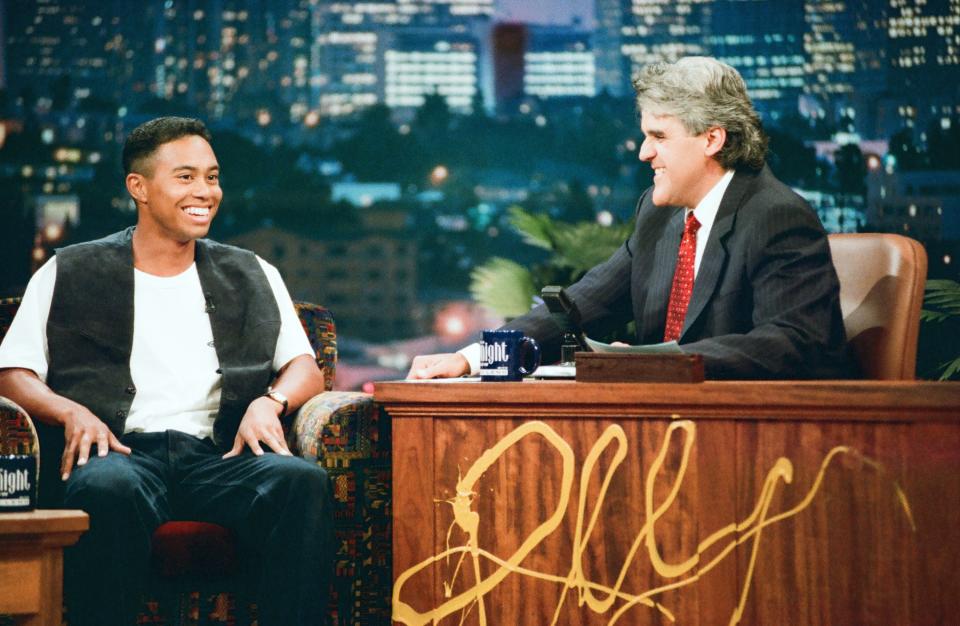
[62,430,333,626]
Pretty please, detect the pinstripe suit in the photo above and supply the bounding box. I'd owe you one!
[504,166,857,379]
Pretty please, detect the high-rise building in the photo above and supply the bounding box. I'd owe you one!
[492,23,526,109]
[384,29,480,112]
[800,0,889,131]
[879,0,960,136]
[593,0,628,96]
[710,0,806,123]
[609,0,713,92]
[4,0,136,106]
[590,0,923,131]
[311,0,492,118]
[524,25,595,99]
[143,0,300,121]
[888,0,960,94]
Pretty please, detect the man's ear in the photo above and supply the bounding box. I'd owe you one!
[704,126,726,158]
[125,173,147,204]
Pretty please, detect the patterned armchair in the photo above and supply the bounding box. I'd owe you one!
[0,298,392,625]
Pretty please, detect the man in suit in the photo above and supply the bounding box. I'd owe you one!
[408,56,856,380]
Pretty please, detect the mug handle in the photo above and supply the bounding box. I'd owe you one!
[517,337,541,376]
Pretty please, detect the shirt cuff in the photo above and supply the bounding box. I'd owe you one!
[457,343,482,375]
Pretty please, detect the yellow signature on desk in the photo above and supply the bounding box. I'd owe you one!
[393,420,914,626]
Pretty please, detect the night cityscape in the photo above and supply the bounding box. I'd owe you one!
[1,0,959,385]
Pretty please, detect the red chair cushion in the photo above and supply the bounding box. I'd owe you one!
[151,521,238,579]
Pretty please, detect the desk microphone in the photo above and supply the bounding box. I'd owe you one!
[541,285,589,364]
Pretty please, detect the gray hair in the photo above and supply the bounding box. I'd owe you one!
[632,57,768,171]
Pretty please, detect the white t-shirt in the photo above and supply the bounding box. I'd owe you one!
[0,255,314,440]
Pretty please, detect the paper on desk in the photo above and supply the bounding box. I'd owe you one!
[583,336,684,355]
[531,364,576,379]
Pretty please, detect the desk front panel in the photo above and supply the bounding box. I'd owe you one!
[380,381,960,626]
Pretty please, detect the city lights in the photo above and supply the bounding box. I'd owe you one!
[430,165,449,186]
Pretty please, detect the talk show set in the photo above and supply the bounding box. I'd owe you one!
[2,2,960,625]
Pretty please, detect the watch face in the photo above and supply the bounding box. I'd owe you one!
[266,390,288,414]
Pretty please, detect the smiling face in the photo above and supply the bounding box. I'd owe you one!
[126,134,222,244]
[638,111,724,209]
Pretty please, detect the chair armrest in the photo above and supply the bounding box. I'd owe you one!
[0,395,40,459]
[288,391,374,463]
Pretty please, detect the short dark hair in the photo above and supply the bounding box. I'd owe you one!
[122,116,213,175]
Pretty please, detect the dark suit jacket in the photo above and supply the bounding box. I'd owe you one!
[504,166,858,379]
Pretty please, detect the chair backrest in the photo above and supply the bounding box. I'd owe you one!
[828,233,927,380]
[0,297,337,390]
[293,301,338,390]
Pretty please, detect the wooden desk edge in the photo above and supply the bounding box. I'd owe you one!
[0,509,90,536]
[374,380,960,422]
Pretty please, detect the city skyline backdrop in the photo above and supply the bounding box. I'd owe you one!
[1,0,959,380]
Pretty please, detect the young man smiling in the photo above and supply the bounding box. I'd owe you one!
[0,117,333,625]
[409,56,856,380]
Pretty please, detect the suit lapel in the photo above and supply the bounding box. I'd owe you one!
[640,207,685,340]
[680,169,754,339]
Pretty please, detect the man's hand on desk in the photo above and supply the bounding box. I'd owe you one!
[406,353,470,379]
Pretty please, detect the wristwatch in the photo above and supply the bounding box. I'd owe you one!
[263,387,289,417]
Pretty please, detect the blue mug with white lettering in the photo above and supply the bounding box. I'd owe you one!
[480,329,541,382]
[0,454,36,512]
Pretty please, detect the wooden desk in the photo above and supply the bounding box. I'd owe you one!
[378,380,960,625]
[0,509,88,626]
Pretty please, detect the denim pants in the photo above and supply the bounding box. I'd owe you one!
[62,430,333,626]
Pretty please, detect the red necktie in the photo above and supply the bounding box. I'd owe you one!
[663,212,701,342]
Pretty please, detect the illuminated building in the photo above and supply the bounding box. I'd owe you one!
[800,0,888,133]
[312,0,492,118]
[887,0,960,92]
[523,25,595,99]
[594,0,713,98]
[879,0,960,136]
[593,0,627,96]
[3,0,136,106]
[384,30,480,112]
[866,168,958,241]
[710,1,807,123]
[143,0,295,120]
[593,0,807,119]
[310,2,400,118]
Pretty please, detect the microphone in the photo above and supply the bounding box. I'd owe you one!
[540,286,589,364]
[204,293,216,313]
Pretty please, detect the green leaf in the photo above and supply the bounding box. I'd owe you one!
[939,356,960,381]
[925,279,960,292]
[922,279,960,322]
[469,257,537,318]
[505,206,557,251]
[921,309,954,323]
[551,221,634,273]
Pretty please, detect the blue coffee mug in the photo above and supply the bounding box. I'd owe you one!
[0,454,36,512]
[480,329,541,381]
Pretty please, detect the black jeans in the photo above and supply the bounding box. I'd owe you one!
[62,430,333,626]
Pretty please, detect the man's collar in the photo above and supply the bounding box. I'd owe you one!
[687,170,735,232]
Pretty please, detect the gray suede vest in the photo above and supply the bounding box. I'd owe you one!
[46,227,280,450]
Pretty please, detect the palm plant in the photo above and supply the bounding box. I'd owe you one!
[470,206,634,318]
[920,279,960,380]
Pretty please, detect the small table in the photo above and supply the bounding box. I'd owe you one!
[0,509,89,626]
